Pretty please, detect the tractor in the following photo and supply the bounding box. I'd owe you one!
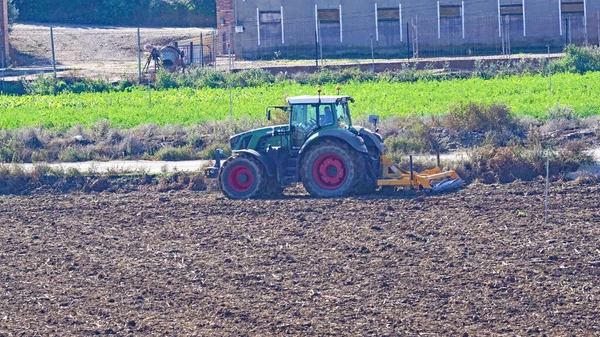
[205,92,462,199]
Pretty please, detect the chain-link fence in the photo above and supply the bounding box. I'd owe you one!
[224,11,600,61]
[3,12,600,82]
[3,26,219,81]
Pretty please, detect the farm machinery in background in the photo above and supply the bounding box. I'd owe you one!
[143,44,185,73]
[205,90,463,199]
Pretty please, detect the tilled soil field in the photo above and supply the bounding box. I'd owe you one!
[1,181,599,336]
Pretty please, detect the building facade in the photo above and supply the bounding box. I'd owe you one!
[0,0,9,67]
[216,0,600,59]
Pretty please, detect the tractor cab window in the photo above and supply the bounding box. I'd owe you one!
[337,102,351,129]
[291,104,318,148]
[320,104,335,127]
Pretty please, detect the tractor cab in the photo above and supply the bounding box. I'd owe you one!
[284,95,354,150]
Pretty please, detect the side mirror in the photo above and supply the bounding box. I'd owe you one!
[266,109,271,121]
[368,115,380,129]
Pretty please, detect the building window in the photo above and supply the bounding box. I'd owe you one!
[317,8,341,44]
[499,2,524,38]
[377,7,401,45]
[438,3,462,39]
[318,9,340,23]
[561,1,584,14]
[500,4,523,16]
[258,10,282,47]
[440,5,461,18]
[260,11,281,24]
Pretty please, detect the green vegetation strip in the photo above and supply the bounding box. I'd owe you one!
[1,72,599,130]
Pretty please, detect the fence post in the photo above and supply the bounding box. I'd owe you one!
[597,11,599,46]
[213,30,217,71]
[200,32,204,68]
[189,41,194,66]
[406,22,410,60]
[370,34,375,73]
[545,157,549,224]
[50,26,57,79]
[315,31,319,69]
[137,28,142,83]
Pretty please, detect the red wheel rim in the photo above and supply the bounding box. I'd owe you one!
[312,153,347,190]
[228,165,254,192]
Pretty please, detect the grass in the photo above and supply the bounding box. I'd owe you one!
[2,72,600,130]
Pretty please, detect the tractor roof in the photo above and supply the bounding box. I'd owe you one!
[287,96,352,105]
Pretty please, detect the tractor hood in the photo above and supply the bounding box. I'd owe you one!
[230,125,288,150]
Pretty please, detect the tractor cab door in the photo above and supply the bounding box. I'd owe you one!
[290,104,319,150]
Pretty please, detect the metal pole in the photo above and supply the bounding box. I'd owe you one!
[559,0,563,36]
[565,18,571,46]
[50,26,57,79]
[548,45,552,94]
[200,32,204,68]
[437,1,441,39]
[406,22,410,60]
[190,41,194,66]
[522,0,526,37]
[1,46,5,94]
[137,28,142,83]
[545,157,549,224]
[319,22,323,67]
[461,1,465,39]
[213,30,217,71]
[497,0,502,37]
[228,43,231,73]
[370,34,375,72]
[315,31,319,69]
[228,42,232,119]
[147,72,152,108]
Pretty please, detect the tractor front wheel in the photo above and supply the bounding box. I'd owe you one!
[301,141,359,198]
[219,155,266,199]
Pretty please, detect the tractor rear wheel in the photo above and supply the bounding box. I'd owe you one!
[301,141,360,198]
[219,155,266,199]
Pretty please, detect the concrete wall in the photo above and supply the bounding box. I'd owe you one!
[1,0,9,67]
[218,0,600,59]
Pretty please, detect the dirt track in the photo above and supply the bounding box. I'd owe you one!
[1,181,599,336]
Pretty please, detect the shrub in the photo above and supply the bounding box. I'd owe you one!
[199,143,231,160]
[155,146,196,161]
[155,70,179,90]
[550,45,600,74]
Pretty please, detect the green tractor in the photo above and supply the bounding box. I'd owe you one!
[205,93,462,199]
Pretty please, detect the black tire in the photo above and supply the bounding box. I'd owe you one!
[300,140,359,198]
[219,155,266,199]
[355,148,380,195]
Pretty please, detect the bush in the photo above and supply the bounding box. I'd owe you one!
[550,45,600,74]
[155,70,180,90]
[155,146,196,161]
[199,143,231,160]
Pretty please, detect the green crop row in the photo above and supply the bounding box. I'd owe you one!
[1,72,599,130]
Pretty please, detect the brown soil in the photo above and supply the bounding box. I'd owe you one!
[1,181,599,336]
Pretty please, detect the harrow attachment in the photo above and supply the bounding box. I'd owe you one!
[377,155,463,193]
